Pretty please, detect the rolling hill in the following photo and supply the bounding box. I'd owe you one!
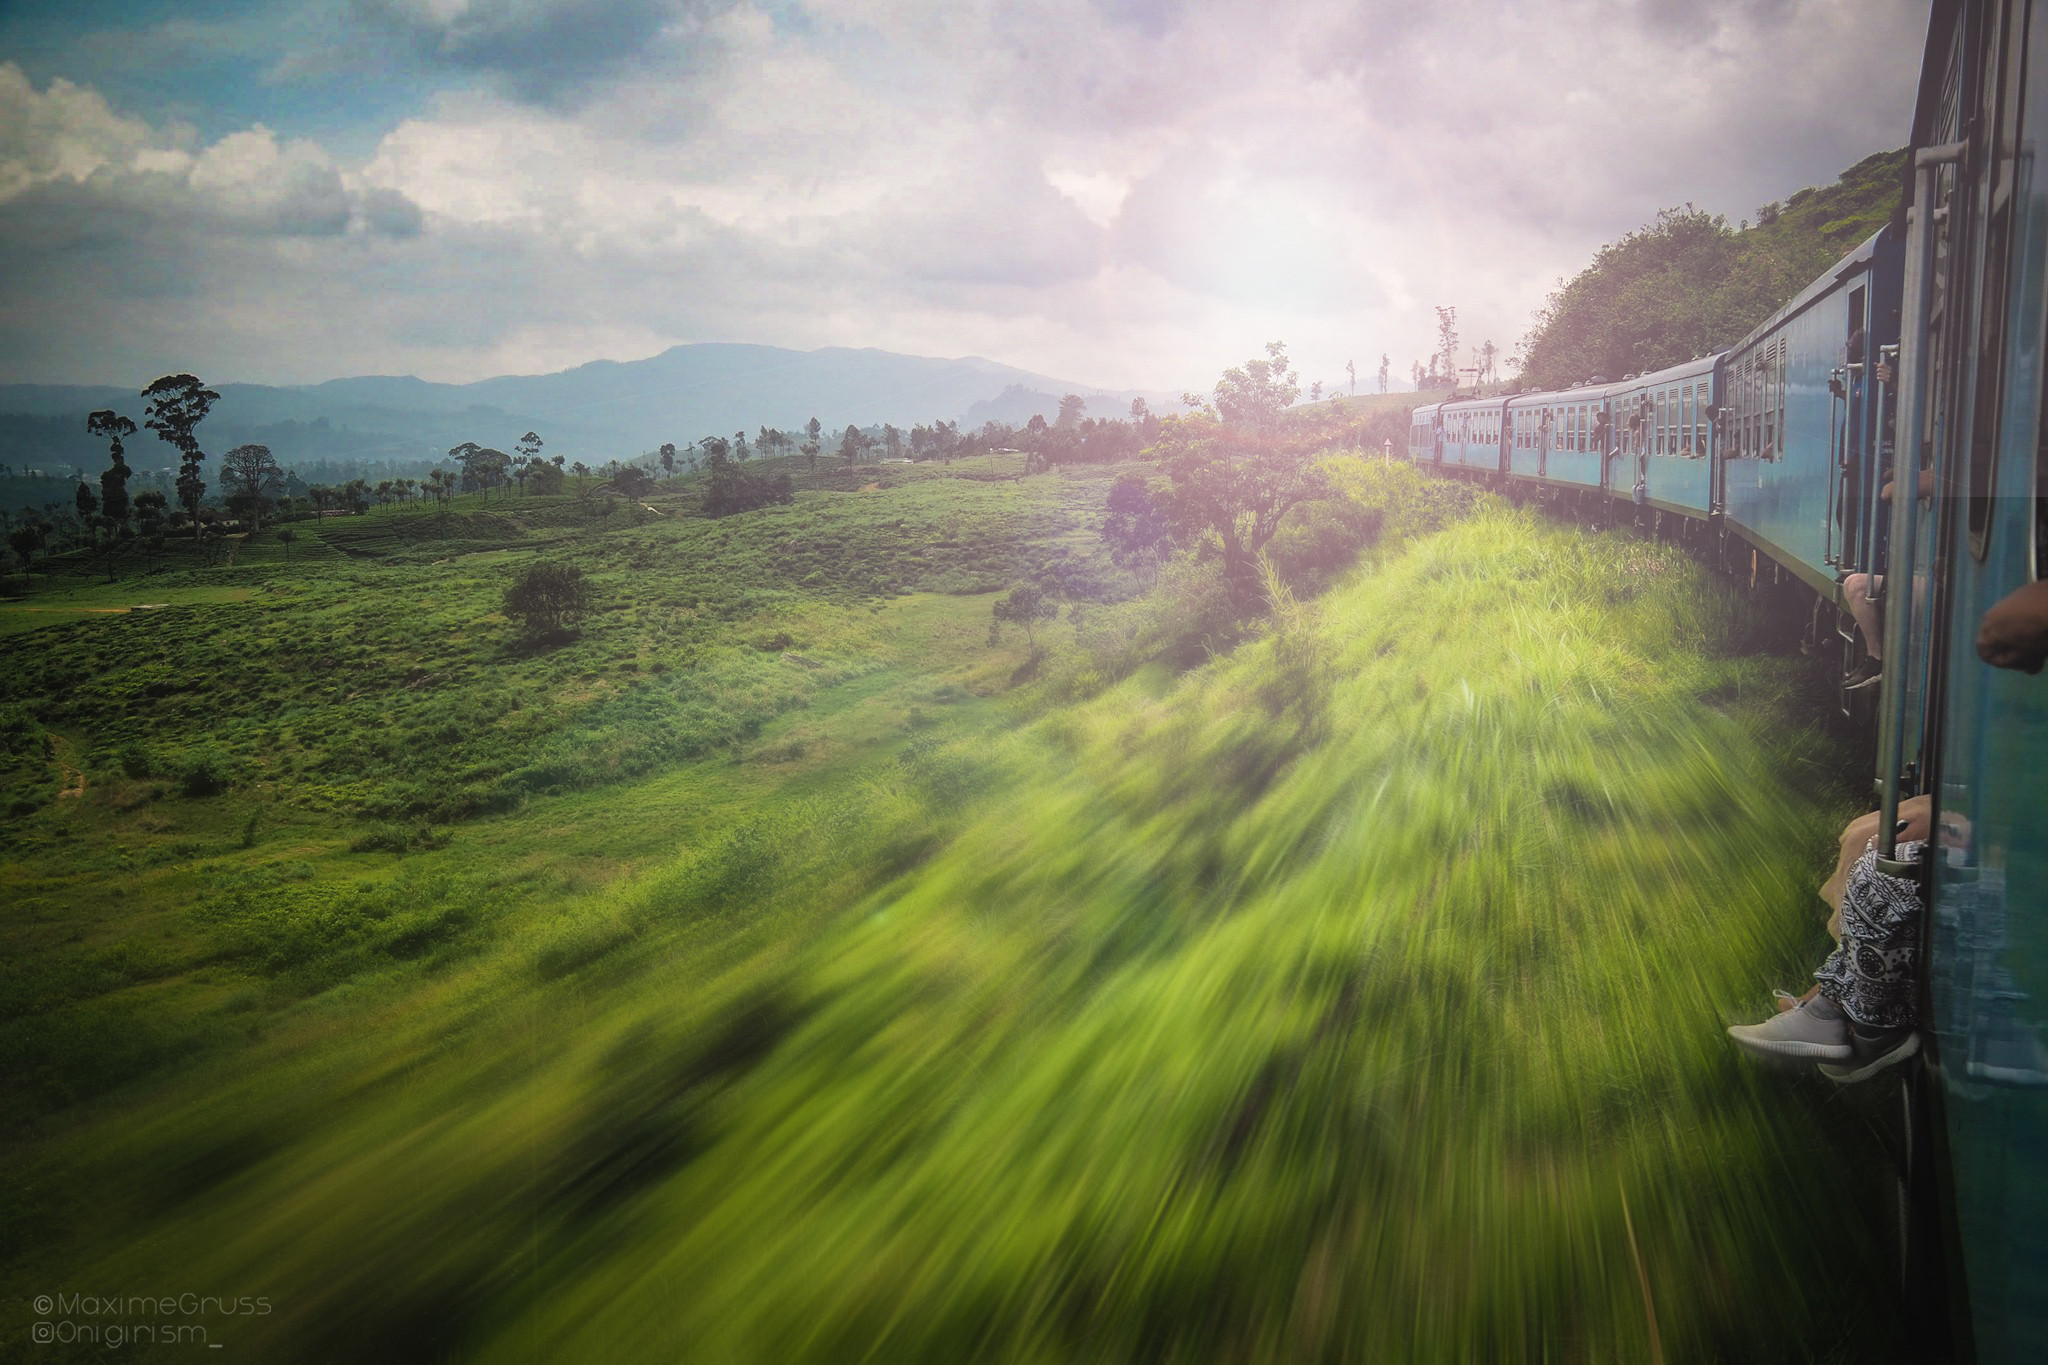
[0,343,1181,475]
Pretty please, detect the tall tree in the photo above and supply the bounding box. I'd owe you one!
[449,443,510,499]
[1434,307,1460,392]
[1377,354,1390,394]
[87,410,137,524]
[221,443,285,529]
[426,468,456,521]
[8,523,43,584]
[659,443,677,479]
[141,373,219,530]
[839,425,865,468]
[517,431,543,466]
[1153,342,1324,603]
[132,491,166,570]
[1056,394,1087,430]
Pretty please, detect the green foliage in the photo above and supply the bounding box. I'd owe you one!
[1518,149,1907,387]
[702,451,795,517]
[0,475,1906,1362]
[503,561,591,638]
[173,744,235,797]
[988,584,1059,648]
[0,456,1905,1363]
[348,821,453,854]
[1100,473,1170,569]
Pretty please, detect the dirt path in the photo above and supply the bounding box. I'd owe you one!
[50,735,85,801]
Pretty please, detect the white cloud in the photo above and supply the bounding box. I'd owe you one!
[0,0,1929,393]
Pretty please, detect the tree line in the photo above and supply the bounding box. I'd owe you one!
[1514,149,1907,389]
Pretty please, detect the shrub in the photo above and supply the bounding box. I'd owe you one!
[175,746,234,797]
[988,585,1059,648]
[348,822,453,854]
[1263,496,1383,595]
[703,460,795,517]
[117,741,155,779]
[504,562,591,638]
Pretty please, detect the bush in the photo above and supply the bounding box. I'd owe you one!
[117,741,155,779]
[504,562,591,638]
[1264,496,1383,596]
[175,746,234,797]
[348,822,453,854]
[703,459,795,517]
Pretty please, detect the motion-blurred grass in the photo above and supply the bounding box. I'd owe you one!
[12,471,1893,1362]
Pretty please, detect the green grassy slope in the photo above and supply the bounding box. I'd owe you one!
[3,463,1899,1362]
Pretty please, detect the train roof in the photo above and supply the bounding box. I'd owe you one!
[1502,381,1622,409]
[1608,353,1721,390]
[1727,224,1894,357]
[1436,393,1507,414]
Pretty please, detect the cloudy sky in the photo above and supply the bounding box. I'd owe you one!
[0,0,1927,395]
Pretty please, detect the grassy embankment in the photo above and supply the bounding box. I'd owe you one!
[3,456,1898,1361]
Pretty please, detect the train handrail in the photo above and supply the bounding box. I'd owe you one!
[1825,367,1845,569]
[1877,141,1966,867]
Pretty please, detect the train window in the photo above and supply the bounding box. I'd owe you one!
[1680,387,1692,455]
[1762,347,1776,459]
[1775,344,1788,462]
[1747,357,1759,458]
[1733,365,1745,458]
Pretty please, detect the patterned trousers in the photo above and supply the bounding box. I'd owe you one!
[1814,840,1926,1029]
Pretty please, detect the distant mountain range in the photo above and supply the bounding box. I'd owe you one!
[0,344,1180,476]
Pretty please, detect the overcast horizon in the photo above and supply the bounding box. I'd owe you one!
[0,0,1927,396]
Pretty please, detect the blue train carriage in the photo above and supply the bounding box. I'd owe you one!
[1883,1,2048,1360]
[1602,355,1718,522]
[1509,382,1613,493]
[1436,394,1508,476]
[1717,225,1904,602]
[1406,400,1444,465]
[1499,388,1556,485]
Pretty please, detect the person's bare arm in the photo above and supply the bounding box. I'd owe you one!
[1977,579,2048,673]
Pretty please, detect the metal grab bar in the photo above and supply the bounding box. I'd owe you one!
[1879,141,1965,864]
[1825,367,1845,568]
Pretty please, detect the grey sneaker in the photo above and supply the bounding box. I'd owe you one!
[1818,1027,1920,1084]
[1728,996,1853,1060]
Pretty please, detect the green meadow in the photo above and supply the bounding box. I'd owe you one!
[2,455,1903,1362]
